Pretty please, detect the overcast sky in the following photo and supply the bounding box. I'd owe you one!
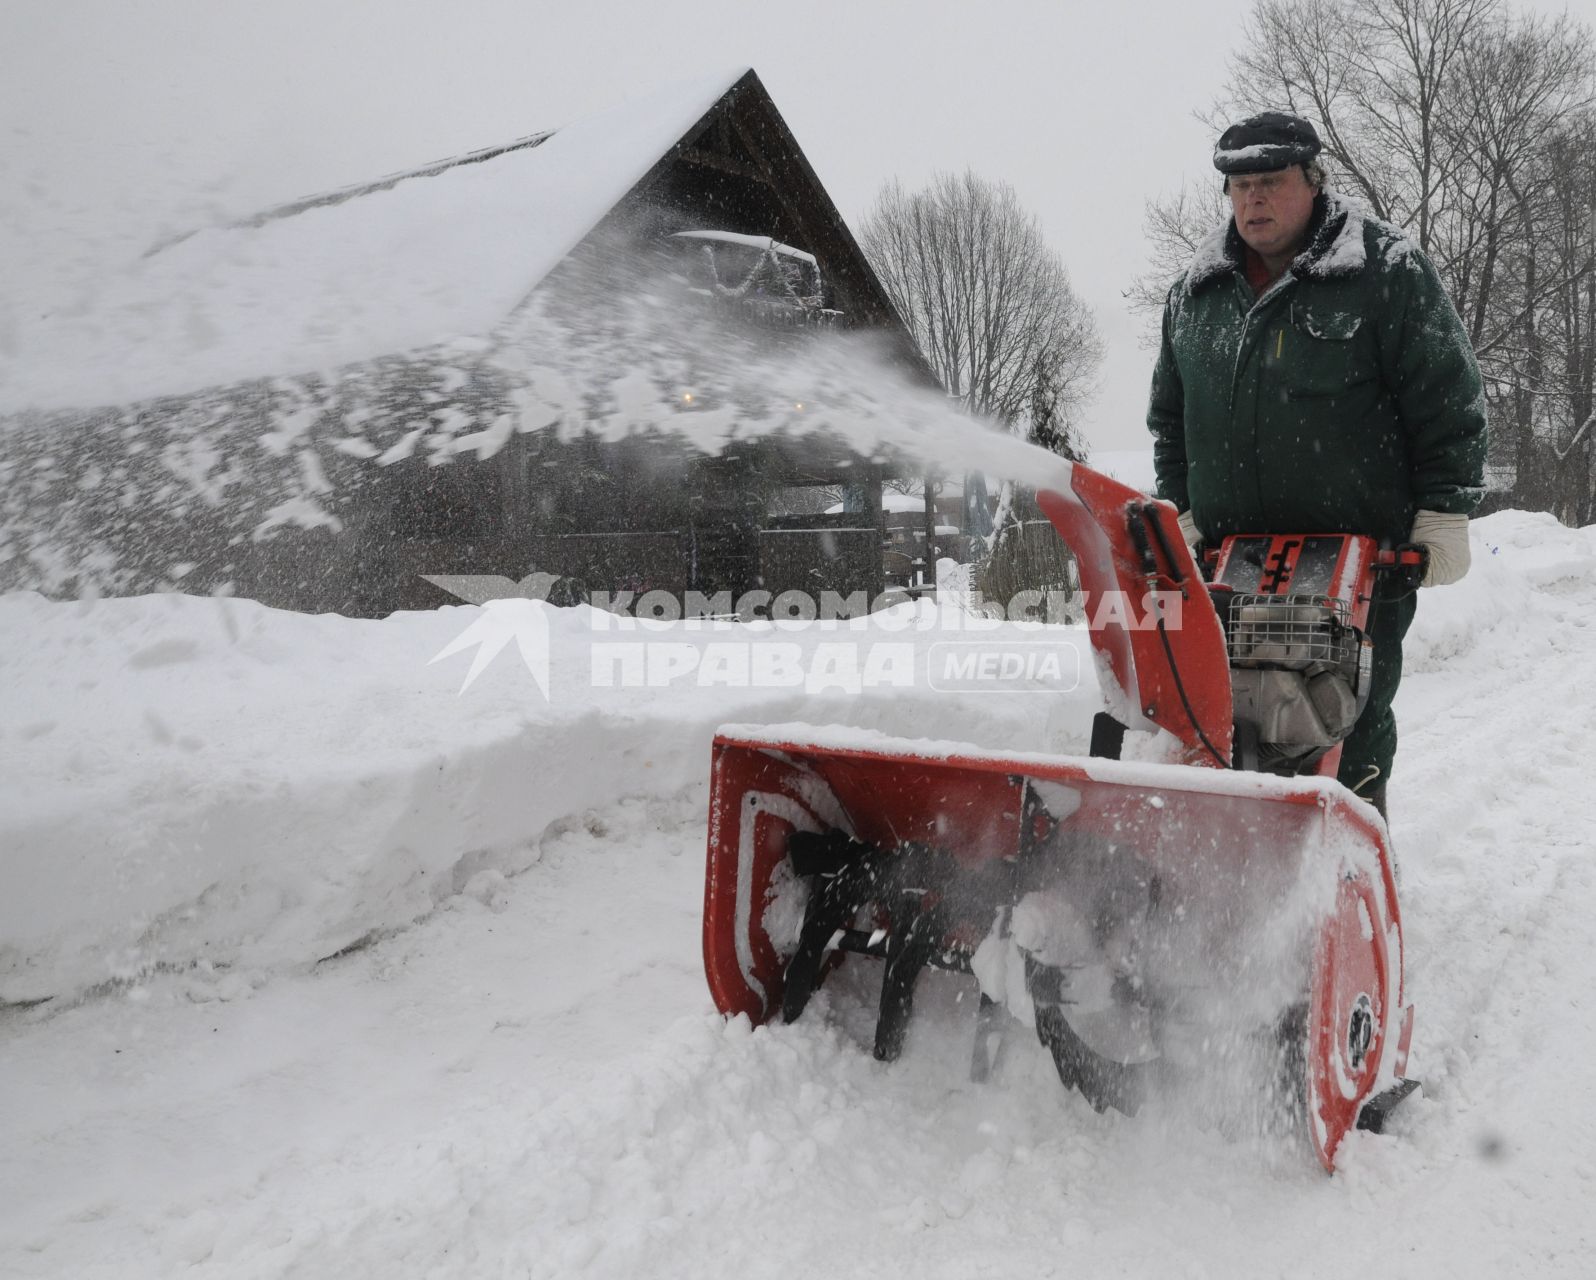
[0,0,1571,451]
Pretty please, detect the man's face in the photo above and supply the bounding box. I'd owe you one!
[1228,166,1316,260]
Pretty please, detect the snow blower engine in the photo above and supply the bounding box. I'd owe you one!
[1213,535,1381,776]
[701,463,1421,1172]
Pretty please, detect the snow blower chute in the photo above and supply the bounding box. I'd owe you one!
[702,463,1418,1171]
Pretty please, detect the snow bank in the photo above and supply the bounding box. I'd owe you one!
[0,591,1094,1002]
[1403,509,1596,672]
[3,508,1588,1007]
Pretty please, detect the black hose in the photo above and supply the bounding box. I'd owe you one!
[1154,613,1233,770]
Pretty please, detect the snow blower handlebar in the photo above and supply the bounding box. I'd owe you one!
[1375,546,1429,598]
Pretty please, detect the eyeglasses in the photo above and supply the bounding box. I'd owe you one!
[1227,172,1293,197]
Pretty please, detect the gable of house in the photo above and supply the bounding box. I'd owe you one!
[1,70,918,614]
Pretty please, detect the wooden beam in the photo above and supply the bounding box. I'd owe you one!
[678,147,768,185]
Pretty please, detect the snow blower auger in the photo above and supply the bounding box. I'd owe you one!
[702,462,1419,1172]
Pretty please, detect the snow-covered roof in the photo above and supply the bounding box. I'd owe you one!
[1,69,750,415]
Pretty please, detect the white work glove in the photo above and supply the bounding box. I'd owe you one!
[1177,508,1202,550]
[1409,510,1471,587]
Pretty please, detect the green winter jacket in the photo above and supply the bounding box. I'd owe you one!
[1147,192,1487,544]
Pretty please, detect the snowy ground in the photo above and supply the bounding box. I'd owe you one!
[3,509,1594,1278]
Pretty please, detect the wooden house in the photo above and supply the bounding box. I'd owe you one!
[0,69,930,615]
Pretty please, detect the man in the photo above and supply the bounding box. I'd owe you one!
[1146,111,1487,815]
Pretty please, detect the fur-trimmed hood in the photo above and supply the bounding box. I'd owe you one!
[1184,191,1382,295]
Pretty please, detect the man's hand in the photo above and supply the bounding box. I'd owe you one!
[1409,510,1471,586]
[1177,509,1202,550]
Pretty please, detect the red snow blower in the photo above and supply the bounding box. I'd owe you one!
[702,463,1419,1171]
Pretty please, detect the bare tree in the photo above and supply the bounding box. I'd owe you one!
[1126,180,1231,335]
[1349,0,1496,243]
[1510,106,1596,522]
[1441,11,1594,520]
[860,171,1103,605]
[859,171,1103,443]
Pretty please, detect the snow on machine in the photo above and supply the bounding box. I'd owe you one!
[702,462,1419,1171]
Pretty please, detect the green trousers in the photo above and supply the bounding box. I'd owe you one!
[1335,593,1418,795]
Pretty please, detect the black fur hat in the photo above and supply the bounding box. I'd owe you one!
[1213,112,1322,175]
